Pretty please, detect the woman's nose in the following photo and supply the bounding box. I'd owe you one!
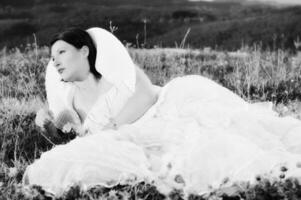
[53,58,61,68]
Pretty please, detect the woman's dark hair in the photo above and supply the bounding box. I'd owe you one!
[50,27,101,79]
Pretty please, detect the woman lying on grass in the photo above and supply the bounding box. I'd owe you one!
[24,27,301,198]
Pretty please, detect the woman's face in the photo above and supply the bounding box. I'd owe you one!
[51,40,89,82]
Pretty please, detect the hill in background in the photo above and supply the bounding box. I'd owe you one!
[0,0,301,50]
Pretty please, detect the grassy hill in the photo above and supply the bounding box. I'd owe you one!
[0,0,301,50]
[150,7,301,50]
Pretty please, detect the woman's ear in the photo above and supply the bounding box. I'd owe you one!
[80,46,89,58]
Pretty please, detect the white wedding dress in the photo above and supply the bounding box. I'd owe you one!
[23,27,301,196]
[24,75,301,196]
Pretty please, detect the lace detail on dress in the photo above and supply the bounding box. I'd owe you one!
[82,83,134,134]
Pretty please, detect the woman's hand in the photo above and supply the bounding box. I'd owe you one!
[35,108,54,131]
[35,108,64,144]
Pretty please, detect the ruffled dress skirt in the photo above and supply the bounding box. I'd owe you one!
[23,75,301,196]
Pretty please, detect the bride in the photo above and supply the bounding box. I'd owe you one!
[24,27,301,197]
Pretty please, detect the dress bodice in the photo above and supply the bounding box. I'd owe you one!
[71,77,114,123]
[66,79,134,134]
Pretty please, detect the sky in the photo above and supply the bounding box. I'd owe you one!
[189,0,301,5]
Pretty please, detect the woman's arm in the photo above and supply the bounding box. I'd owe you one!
[111,67,159,127]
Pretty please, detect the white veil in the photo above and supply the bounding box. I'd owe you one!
[45,27,136,118]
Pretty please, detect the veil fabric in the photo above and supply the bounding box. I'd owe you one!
[45,27,136,118]
[86,27,136,93]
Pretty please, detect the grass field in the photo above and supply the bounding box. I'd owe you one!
[0,44,301,199]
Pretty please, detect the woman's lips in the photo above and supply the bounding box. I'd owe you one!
[58,68,65,74]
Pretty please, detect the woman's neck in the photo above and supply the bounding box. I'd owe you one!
[73,73,100,92]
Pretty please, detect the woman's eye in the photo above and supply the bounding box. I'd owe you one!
[59,50,65,54]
